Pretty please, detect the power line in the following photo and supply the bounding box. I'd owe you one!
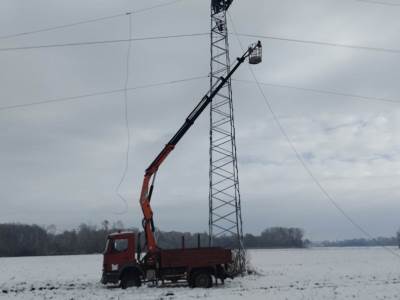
[229,12,400,259]
[0,0,396,43]
[0,89,122,111]
[2,75,398,112]
[233,79,400,105]
[235,33,400,54]
[0,33,209,53]
[115,13,133,215]
[1,32,397,55]
[0,0,184,41]
[2,73,398,113]
[356,0,400,6]
[0,75,207,112]
[129,0,185,13]
[0,14,127,41]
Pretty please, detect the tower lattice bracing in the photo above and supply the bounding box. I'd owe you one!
[209,0,245,273]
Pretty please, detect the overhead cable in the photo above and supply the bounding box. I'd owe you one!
[0,0,184,41]
[2,74,398,112]
[2,75,398,112]
[234,79,400,105]
[0,0,396,43]
[0,33,209,53]
[115,13,133,215]
[0,75,207,112]
[1,32,397,55]
[235,33,400,54]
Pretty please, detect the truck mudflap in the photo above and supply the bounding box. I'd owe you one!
[101,271,120,284]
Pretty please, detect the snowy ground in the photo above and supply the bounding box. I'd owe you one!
[1,247,400,299]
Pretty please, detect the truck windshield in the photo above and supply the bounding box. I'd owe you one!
[112,239,128,252]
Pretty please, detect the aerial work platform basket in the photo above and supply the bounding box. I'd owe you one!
[212,0,234,14]
[249,41,262,64]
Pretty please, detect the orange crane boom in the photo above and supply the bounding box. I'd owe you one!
[139,41,262,253]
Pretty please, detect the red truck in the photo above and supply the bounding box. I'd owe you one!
[102,231,233,288]
[101,41,262,289]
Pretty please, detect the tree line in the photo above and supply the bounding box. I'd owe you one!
[0,222,308,257]
[157,226,307,249]
[320,236,399,247]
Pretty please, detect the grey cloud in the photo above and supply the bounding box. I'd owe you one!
[1,0,400,240]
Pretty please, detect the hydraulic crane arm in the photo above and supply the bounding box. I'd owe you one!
[139,41,262,253]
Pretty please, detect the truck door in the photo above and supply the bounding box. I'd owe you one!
[105,238,133,272]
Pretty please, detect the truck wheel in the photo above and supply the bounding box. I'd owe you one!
[192,271,212,288]
[120,272,141,289]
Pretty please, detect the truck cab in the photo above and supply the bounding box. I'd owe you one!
[102,232,142,288]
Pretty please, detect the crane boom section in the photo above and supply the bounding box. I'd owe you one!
[139,42,261,253]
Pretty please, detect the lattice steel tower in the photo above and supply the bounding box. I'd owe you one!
[209,0,245,273]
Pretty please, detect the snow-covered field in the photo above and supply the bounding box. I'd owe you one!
[1,247,400,299]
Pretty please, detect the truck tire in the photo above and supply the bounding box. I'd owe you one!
[192,271,212,288]
[120,272,141,289]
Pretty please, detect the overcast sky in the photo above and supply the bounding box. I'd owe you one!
[1,0,400,241]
